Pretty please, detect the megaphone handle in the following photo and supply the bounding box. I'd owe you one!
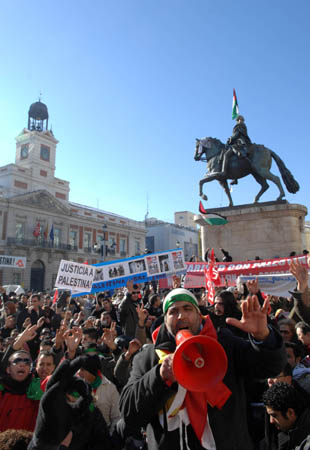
[182,346,205,368]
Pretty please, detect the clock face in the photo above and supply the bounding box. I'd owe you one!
[20,145,28,159]
[40,145,50,161]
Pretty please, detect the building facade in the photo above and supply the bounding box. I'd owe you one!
[0,100,146,291]
[145,217,198,261]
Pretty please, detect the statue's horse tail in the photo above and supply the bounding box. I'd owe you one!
[270,150,300,193]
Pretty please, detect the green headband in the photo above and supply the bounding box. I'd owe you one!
[164,293,199,315]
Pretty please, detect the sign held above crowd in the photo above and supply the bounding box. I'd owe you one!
[55,249,186,296]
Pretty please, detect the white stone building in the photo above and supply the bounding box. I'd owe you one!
[145,217,198,260]
[0,100,146,291]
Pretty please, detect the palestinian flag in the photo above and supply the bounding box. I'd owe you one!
[232,88,239,120]
[199,201,228,225]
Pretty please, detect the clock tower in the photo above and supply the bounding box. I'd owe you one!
[11,99,70,201]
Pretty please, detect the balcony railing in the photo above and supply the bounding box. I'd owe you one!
[7,237,77,251]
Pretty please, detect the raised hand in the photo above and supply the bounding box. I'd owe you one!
[290,258,309,292]
[172,275,181,289]
[37,316,45,329]
[136,304,148,326]
[101,322,117,350]
[246,278,259,295]
[226,295,270,341]
[13,324,38,350]
[55,324,67,349]
[64,327,83,358]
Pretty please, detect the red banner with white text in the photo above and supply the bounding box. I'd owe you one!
[184,255,309,288]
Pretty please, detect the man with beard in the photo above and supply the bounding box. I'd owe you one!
[120,288,286,450]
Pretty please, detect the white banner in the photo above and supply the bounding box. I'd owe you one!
[55,260,95,293]
[238,273,310,298]
[0,255,26,269]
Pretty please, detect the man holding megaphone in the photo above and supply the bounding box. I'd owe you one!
[120,288,286,450]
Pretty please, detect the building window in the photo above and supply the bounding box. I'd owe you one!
[56,192,66,200]
[84,232,92,251]
[20,145,29,159]
[14,180,28,189]
[40,145,50,161]
[120,238,126,255]
[52,274,57,288]
[16,222,25,240]
[135,240,141,255]
[69,230,78,248]
[54,228,61,246]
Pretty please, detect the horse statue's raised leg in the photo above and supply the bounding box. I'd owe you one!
[199,171,227,202]
[199,176,208,201]
[218,180,233,207]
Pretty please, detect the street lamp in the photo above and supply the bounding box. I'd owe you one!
[176,241,180,248]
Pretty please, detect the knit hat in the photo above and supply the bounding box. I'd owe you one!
[79,354,101,376]
[163,288,200,315]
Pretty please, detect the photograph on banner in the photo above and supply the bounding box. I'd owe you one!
[146,255,160,275]
[159,254,171,272]
[172,250,186,270]
[129,259,146,274]
[55,260,95,293]
[145,251,183,277]
[107,263,126,279]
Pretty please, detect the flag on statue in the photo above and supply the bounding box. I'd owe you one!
[33,222,41,238]
[199,201,228,225]
[232,88,239,120]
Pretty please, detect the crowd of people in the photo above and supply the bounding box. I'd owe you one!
[0,256,310,449]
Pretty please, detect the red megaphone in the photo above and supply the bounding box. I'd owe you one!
[173,329,229,398]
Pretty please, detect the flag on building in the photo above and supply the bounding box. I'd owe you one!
[49,225,54,242]
[43,224,48,239]
[232,88,239,120]
[199,201,228,225]
[33,222,41,238]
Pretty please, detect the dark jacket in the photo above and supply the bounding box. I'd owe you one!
[120,321,286,450]
[278,408,310,450]
[119,294,139,338]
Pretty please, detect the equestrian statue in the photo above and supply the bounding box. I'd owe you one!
[194,115,299,207]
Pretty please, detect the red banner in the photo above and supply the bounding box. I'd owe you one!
[184,255,309,289]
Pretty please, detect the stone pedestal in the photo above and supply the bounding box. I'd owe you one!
[195,201,308,261]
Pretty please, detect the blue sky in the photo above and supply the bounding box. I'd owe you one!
[0,0,309,222]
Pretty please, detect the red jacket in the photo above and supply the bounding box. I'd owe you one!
[0,390,39,431]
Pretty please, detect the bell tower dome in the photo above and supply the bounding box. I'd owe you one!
[28,99,49,131]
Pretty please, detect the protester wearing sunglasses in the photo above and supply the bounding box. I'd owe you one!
[0,329,42,432]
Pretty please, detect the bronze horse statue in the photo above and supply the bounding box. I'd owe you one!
[194,137,299,206]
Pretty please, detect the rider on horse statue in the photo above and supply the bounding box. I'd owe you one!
[222,115,253,185]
